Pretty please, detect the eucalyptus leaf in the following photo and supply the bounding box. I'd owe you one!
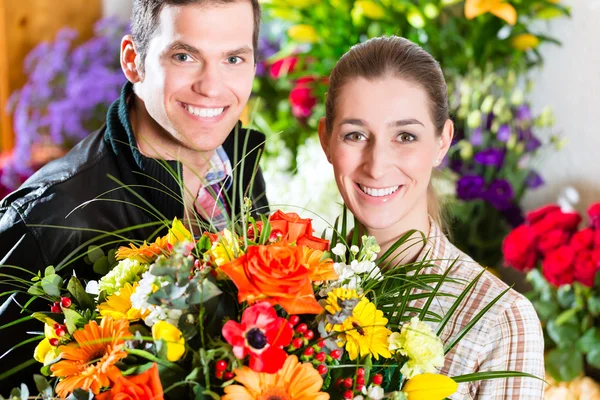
[93,257,110,275]
[33,374,52,397]
[87,245,104,264]
[27,282,45,297]
[576,328,600,354]
[587,348,600,368]
[546,320,580,348]
[19,384,28,400]
[44,266,55,277]
[150,265,173,277]
[187,279,222,305]
[545,347,583,382]
[41,274,62,297]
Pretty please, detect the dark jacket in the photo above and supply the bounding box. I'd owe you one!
[0,83,269,392]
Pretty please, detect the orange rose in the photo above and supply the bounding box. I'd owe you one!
[219,242,323,314]
[96,363,164,400]
[267,210,330,251]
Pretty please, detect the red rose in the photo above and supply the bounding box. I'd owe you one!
[574,251,597,287]
[594,228,600,248]
[96,363,164,400]
[290,76,317,119]
[537,229,570,255]
[530,210,581,238]
[503,225,538,271]
[268,210,329,251]
[542,245,575,287]
[554,212,582,231]
[569,228,594,252]
[526,204,561,224]
[588,202,600,229]
[269,56,298,79]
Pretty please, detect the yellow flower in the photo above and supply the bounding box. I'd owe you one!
[98,282,147,321]
[324,288,361,316]
[389,316,444,379]
[402,374,458,400]
[354,1,386,20]
[464,0,517,25]
[167,217,193,245]
[152,321,185,362]
[34,338,60,365]
[511,33,540,51]
[332,297,391,360]
[222,355,329,400]
[209,229,242,267]
[288,24,319,43]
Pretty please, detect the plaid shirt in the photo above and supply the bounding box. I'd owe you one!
[411,221,545,399]
[194,146,232,231]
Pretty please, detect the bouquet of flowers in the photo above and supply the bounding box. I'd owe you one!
[0,202,537,399]
[503,203,600,382]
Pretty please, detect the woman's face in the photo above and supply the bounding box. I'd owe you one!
[319,76,453,234]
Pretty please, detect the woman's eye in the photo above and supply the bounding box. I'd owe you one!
[227,56,243,65]
[174,53,193,63]
[397,132,416,143]
[344,132,366,142]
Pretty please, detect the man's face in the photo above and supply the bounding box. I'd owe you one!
[134,2,256,153]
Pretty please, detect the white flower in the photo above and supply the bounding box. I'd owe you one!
[332,243,347,257]
[350,245,359,254]
[362,384,384,400]
[85,280,99,296]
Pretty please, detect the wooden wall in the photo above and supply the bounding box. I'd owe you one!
[0,0,102,152]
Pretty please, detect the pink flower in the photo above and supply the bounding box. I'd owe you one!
[289,76,317,119]
[269,57,298,79]
[222,302,293,373]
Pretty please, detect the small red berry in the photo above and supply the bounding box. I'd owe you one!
[53,323,60,330]
[315,352,326,362]
[50,303,61,313]
[55,326,66,337]
[372,374,383,385]
[330,349,341,359]
[356,376,365,385]
[343,390,354,399]
[269,230,283,242]
[357,367,365,377]
[317,364,328,375]
[224,371,234,380]
[295,323,308,334]
[356,384,365,391]
[215,360,228,371]
[49,338,59,347]
[336,377,344,387]
[343,377,354,389]
[289,315,300,326]
[60,297,72,308]
[316,339,326,348]
[304,330,314,340]
[215,371,224,379]
[303,347,315,356]
[292,338,304,349]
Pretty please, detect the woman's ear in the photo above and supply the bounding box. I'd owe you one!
[318,117,332,163]
[120,35,142,83]
[435,119,454,166]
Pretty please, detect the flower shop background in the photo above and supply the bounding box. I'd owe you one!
[1,0,600,397]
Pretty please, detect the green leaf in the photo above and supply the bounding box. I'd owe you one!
[27,282,46,296]
[547,320,580,348]
[87,245,104,264]
[44,266,55,277]
[41,274,62,297]
[587,348,600,368]
[33,374,52,397]
[63,308,84,335]
[588,295,600,315]
[576,327,600,353]
[93,257,110,275]
[187,279,222,305]
[67,277,95,310]
[19,384,28,400]
[196,235,212,253]
[531,299,559,322]
[545,347,583,382]
[555,307,579,325]
[556,285,576,309]
[452,371,543,383]
[66,389,93,400]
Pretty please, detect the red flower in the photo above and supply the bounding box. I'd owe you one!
[588,202,600,229]
[574,250,597,287]
[542,245,575,287]
[537,229,570,255]
[526,204,561,224]
[222,302,293,373]
[266,210,329,251]
[530,209,581,238]
[502,225,538,271]
[569,228,594,252]
[290,76,317,119]
[96,363,164,400]
[269,57,298,79]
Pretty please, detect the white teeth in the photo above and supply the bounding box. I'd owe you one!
[359,184,400,197]
[184,104,225,118]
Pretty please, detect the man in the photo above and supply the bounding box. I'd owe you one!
[0,0,267,390]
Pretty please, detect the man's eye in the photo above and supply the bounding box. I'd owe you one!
[227,56,243,65]
[174,53,193,62]
[344,132,366,142]
[397,133,416,143]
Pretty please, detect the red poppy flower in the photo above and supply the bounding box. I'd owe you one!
[222,302,293,373]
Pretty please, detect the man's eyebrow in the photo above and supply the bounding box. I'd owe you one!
[167,41,201,55]
[226,46,254,56]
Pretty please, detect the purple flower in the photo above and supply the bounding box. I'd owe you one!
[497,124,511,142]
[516,104,532,122]
[525,135,542,152]
[525,171,544,189]
[474,148,504,167]
[456,175,486,200]
[470,127,483,146]
[485,112,495,130]
[484,179,514,211]
[501,204,525,227]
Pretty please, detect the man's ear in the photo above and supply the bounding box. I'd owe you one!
[120,35,142,83]
[435,119,454,166]
[318,117,331,164]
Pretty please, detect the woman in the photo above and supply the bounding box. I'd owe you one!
[318,36,544,399]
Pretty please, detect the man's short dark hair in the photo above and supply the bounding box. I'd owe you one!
[131,0,261,72]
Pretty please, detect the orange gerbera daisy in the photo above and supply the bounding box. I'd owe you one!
[50,317,131,398]
[301,247,338,282]
[222,355,329,400]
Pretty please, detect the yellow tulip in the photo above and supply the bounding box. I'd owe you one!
[355,1,386,20]
[152,321,186,362]
[402,374,458,400]
[465,0,517,26]
[288,25,319,43]
[511,33,540,51]
[167,217,193,245]
[34,338,60,365]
